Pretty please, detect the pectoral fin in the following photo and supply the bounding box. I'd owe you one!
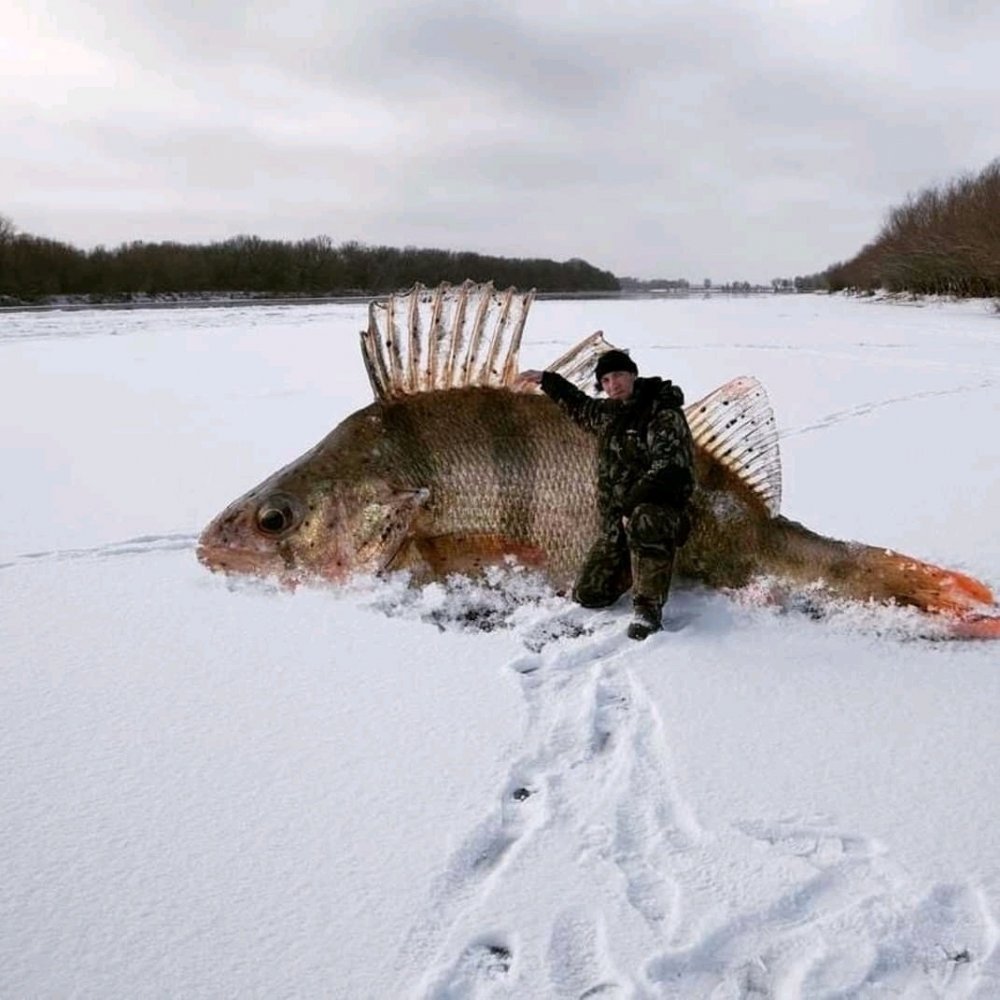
[355,488,430,573]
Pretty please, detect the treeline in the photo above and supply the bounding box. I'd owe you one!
[825,158,1000,296]
[0,219,619,303]
[618,276,692,291]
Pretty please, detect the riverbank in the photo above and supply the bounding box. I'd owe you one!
[0,287,782,314]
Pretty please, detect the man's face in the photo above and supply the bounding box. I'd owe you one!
[600,370,637,401]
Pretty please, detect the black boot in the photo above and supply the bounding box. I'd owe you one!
[627,549,675,641]
[627,599,663,640]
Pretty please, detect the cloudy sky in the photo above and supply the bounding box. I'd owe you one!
[3,0,998,283]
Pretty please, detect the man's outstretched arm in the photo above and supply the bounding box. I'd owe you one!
[516,369,607,434]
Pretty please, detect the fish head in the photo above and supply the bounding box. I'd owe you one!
[197,405,409,585]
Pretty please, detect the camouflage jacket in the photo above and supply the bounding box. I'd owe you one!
[540,372,696,521]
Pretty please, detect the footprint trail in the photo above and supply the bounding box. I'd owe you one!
[396,606,999,997]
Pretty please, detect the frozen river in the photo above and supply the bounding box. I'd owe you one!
[2,292,999,997]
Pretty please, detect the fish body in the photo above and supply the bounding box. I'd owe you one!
[201,387,595,585]
[198,282,1000,638]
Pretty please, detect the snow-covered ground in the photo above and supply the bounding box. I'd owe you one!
[2,293,999,998]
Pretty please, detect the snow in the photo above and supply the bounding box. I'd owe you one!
[2,292,999,997]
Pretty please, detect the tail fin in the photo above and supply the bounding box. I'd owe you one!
[854,545,999,638]
[772,517,999,639]
[854,546,993,614]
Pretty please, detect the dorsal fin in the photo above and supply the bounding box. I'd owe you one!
[684,376,782,516]
[361,281,535,400]
[544,330,617,391]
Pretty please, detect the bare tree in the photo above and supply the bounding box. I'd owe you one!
[823,158,1000,297]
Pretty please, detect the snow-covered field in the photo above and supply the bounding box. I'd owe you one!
[3,293,999,998]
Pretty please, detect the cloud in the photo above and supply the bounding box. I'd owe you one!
[2,0,998,282]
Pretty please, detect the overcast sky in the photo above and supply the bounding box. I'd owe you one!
[3,1,998,283]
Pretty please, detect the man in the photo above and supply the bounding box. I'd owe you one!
[518,349,696,640]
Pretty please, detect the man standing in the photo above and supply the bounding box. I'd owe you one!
[518,349,696,640]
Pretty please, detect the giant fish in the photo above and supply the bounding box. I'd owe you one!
[197,281,1000,639]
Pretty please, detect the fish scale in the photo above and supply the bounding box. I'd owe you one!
[385,388,599,584]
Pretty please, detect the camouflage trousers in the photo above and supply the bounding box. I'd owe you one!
[572,503,691,611]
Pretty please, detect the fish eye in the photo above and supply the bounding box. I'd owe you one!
[255,495,300,536]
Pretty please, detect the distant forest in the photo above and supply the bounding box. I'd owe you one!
[4,159,999,304]
[824,158,1000,297]
[0,217,619,303]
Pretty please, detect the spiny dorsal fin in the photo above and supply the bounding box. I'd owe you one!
[684,376,782,516]
[544,330,617,391]
[361,281,535,400]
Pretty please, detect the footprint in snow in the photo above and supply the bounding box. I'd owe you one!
[520,608,620,653]
[459,777,545,875]
[426,937,514,1000]
[735,817,882,867]
[645,819,998,997]
[589,674,631,756]
[546,908,625,999]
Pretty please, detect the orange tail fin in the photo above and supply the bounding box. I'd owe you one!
[857,547,1000,638]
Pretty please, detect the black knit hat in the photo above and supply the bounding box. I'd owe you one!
[594,349,638,389]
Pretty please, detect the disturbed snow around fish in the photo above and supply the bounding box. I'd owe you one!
[3,293,1000,997]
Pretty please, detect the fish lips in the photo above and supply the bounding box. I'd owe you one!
[197,499,300,580]
[196,537,289,578]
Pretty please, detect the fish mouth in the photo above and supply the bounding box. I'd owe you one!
[196,496,299,580]
[196,540,290,579]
